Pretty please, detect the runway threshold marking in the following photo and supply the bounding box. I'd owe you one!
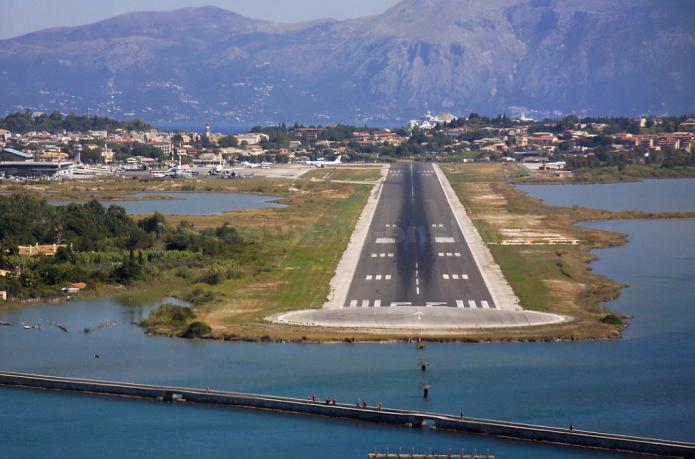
[456,300,465,308]
[435,237,456,243]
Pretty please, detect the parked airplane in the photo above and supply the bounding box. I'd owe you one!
[240,161,260,168]
[305,155,342,168]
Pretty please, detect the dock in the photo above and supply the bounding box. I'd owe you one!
[1,371,693,458]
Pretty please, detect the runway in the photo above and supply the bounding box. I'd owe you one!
[272,162,566,330]
[344,162,495,309]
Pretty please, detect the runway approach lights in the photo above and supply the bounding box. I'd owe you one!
[419,383,432,399]
[418,359,430,371]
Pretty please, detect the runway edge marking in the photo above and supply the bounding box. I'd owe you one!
[432,163,521,311]
[323,164,390,309]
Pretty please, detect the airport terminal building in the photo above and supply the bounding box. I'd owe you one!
[0,148,73,178]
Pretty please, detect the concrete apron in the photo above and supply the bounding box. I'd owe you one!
[270,307,566,330]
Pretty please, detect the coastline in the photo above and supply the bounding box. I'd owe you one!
[4,170,695,343]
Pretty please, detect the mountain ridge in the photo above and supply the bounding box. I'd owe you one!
[1,0,693,124]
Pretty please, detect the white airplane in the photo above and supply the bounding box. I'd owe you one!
[240,161,260,168]
[209,164,235,175]
[305,155,342,168]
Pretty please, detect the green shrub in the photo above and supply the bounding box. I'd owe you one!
[182,321,212,338]
[601,313,623,326]
[140,303,195,328]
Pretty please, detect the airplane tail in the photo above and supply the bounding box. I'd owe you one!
[334,155,342,164]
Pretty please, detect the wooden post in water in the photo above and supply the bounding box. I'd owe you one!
[418,359,430,371]
[419,383,431,398]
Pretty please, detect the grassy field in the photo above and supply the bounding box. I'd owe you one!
[150,179,375,340]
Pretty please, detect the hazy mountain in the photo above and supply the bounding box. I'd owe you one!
[0,0,693,125]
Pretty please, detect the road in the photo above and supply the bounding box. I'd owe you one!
[344,162,495,309]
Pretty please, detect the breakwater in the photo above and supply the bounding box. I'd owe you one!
[1,371,693,458]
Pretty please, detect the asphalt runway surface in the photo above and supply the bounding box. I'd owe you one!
[344,162,496,309]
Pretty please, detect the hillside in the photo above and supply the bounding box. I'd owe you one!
[0,1,693,124]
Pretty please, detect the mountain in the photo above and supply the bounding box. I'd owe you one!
[0,1,693,125]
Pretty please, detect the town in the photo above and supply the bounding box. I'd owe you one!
[1,110,693,181]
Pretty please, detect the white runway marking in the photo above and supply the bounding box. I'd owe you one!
[374,300,382,308]
[349,300,358,308]
[462,274,469,280]
[361,300,369,308]
[388,253,394,257]
[455,252,461,257]
[456,300,465,308]
[416,287,420,295]
[442,274,450,280]
[435,237,456,243]
[438,224,444,228]
[366,275,373,280]
[391,302,412,306]
[426,302,447,307]
[481,301,490,309]
[438,252,444,257]
[376,237,396,244]
[447,252,453,256]
[385,274,392,280]
[468,300,477,308]
[376,275,382,280]
[379,253,386,258]
[452,274,459,280]
[371,253,377,258]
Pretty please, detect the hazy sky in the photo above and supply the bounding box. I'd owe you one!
[0,0,401,39]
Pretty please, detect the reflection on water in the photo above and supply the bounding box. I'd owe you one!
[50,191,285,215]
[516,178,695,212]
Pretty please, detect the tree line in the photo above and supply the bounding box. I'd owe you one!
[0,110,150,133]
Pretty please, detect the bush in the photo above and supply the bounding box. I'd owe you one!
[601,313,623,326]
[182,321,212,338]
[141,303,195,328]
[184,287,220,305]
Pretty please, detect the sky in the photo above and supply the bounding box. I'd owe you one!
[0,0,401,39]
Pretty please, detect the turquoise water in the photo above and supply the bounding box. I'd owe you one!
[1,183,694,457]
[50,192,285,215]
[516,178,695,212]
